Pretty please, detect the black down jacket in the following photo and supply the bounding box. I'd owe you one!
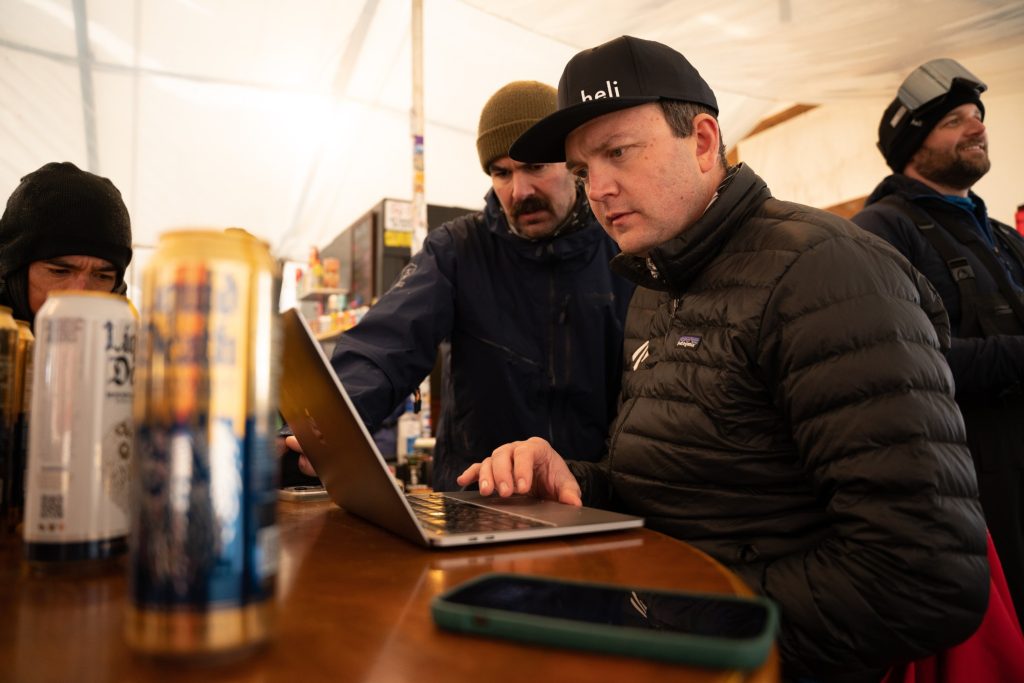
[568,164,988,681]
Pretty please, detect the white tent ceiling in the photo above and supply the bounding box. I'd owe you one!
[2,0,1023,265]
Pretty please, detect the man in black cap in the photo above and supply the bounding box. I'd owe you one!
[458,37,988,680]
[853,59,1024,624]
[0,162,133,327]
[283,81,633,491]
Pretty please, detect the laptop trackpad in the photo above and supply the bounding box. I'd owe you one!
[444,491,624,526]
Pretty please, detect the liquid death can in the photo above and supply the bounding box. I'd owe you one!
[0,305,18,525]
[126,229,281,659]
[22,292,137,565]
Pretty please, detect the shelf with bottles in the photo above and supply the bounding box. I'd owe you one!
[294,245,369,341]
[295,246,344,302]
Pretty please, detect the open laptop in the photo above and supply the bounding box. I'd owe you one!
[279,307,643,548]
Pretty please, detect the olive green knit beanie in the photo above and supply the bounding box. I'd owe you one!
[476,81,557,173]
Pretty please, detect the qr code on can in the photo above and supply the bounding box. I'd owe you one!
[40,494,64,520]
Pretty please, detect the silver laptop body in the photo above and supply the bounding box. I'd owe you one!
[279,307,644,548]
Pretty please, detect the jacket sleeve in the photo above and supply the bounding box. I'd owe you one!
[854,203,1024,396]
[567,459,613,508]
[329,227,458,431]
[946,335,1024,396]
[851,201,918,258]
[749,233,988,677]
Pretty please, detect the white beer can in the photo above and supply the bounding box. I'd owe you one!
[23,291,137,566]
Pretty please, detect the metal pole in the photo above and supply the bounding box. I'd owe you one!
[410,0,431,435]
[71,0,99,172]
[410,0,427,255]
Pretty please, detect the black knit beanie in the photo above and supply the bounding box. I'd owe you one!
[0,162,133,287]
[877,82,985,173]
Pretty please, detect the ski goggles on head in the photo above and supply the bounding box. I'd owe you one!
[896,58,987,115]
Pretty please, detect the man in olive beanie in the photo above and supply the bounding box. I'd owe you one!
[0,161,133,325]
[473,80,580,240]
[282,80,634,493]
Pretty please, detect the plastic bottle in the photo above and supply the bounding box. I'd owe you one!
[396,396,422,465]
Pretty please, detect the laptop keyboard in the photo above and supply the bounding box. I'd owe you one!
[407,493,554,536]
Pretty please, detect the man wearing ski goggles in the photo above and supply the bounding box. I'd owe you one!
[855,58,1024,627]
[876,58,988,175]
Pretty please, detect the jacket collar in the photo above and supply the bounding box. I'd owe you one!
[864,173,989,214]
[609,163,771,293]
[864,173,995,244]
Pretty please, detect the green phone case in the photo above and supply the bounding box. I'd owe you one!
[430,572,778,669]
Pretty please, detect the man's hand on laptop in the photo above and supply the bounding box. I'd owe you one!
[284,435,318,477]
[456,437,583,507]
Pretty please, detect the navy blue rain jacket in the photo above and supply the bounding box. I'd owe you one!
[331,188,634,490]
[852,173,1024,398]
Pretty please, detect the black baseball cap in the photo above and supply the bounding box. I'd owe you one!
[510,35,718,163]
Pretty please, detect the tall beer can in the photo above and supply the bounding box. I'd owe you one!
[5,320,34,530]
[0,305,18,525]
[22,292,137,565]
[127,228,281,658]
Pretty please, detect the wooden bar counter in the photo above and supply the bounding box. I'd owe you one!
[0,501,779,682]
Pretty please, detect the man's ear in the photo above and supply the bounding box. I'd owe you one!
[692,114,721,173]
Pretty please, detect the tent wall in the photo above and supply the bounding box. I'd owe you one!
[2,0,1023,262]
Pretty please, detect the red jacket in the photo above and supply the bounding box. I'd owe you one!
[884,532,1024,682]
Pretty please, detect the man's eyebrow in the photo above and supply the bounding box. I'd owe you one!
[568,132,632,166]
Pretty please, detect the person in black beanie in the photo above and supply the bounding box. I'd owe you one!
[854,59,1024,624]
[0,162,133,327]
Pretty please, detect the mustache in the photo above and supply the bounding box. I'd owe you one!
[511,196,551,219]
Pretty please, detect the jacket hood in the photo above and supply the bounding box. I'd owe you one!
[481,186,610,263]
[610,163,771,292]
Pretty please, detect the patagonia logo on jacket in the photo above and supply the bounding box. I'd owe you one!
[676,335,701,349]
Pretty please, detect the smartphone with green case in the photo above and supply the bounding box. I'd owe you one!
[431,572,777,669]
